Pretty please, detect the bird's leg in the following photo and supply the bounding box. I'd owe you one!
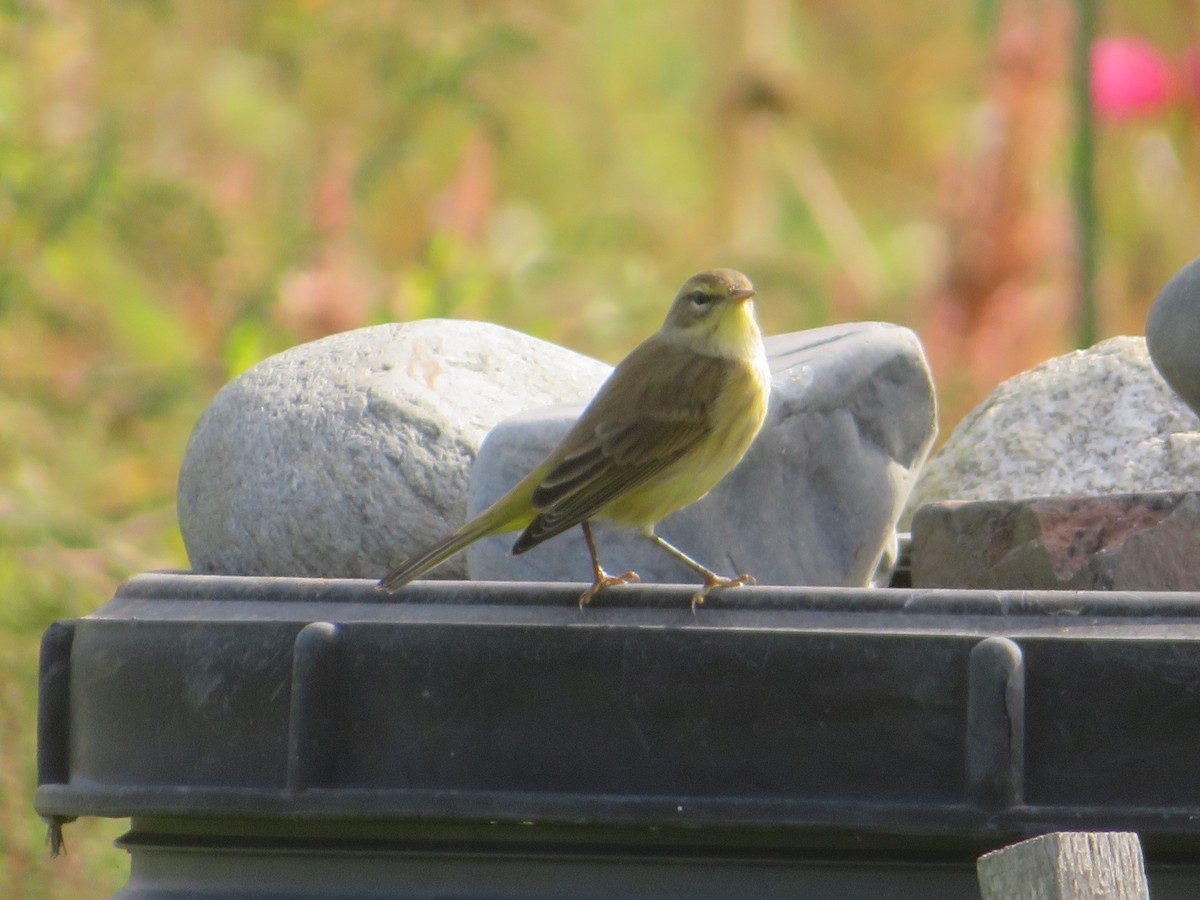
[644,533,755,612]
[577,521,640,608]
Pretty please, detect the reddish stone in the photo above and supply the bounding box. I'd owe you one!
[912,492,1200,591]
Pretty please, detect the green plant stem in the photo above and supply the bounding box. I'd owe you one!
[1072,0,1099,348]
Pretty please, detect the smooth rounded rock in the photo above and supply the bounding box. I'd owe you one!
[904,336,1200,523]
[179,320,610,578]
[1146,256,1200,418]
[467,322,938,589]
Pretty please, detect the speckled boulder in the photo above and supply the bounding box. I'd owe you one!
[904,336,1200,524]
[178,320,610,579]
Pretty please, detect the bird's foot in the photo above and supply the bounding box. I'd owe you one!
[578,569,641,609]
[690,573,756,613]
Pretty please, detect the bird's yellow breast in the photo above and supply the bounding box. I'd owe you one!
[598,351,770,529]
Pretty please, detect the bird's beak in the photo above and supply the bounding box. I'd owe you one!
[729,288,756,304]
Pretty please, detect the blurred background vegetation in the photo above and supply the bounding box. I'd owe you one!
[3,0,1198,894]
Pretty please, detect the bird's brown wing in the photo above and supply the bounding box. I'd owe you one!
[511,342,731,553]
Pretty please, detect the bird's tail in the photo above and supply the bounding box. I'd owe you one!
[376,516,497,592]
[376,473,542,593]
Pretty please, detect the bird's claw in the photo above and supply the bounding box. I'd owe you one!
[578,569,641,609]
[690,573,756,613]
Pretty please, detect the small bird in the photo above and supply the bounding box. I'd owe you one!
[377,268,772,610]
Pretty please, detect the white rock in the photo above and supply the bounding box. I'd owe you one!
[903,336,1200,523]
[467,323,938,589]
[178,320,610,578]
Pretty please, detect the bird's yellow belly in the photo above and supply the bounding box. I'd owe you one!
[598,357,769,529]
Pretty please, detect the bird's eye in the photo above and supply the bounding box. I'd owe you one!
[689,291,712,308]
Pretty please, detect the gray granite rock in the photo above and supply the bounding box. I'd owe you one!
[1147,256,1200,418]
[178,320,611,578]
[467,322,938,588]
[912,492,1200,591]
[903,336,1200,526]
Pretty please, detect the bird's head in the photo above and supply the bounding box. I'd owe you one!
[662,268,761,358]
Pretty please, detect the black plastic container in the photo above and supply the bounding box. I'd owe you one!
[36,574,1200,897]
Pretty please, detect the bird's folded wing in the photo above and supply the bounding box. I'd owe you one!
[514,414,711,551]
[512,341,735,552]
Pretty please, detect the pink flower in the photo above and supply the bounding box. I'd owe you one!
[1091,37,1178,122]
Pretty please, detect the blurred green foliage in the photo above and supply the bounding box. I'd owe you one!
[3,1,1199,894]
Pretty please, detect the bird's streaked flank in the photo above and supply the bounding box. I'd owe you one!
[377,268,771,609]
